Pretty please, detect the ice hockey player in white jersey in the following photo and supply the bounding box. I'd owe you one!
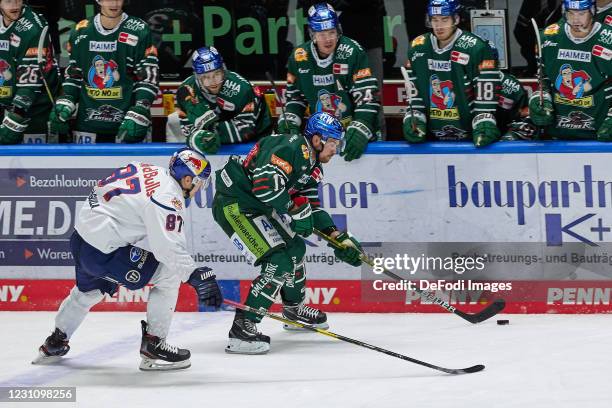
[33,148,222,371]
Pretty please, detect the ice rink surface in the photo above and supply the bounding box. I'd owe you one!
[1,311,611,408]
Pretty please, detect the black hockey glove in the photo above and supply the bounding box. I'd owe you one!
[188,267,223,308]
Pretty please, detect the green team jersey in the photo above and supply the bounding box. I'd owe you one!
[406,29,501,140]
[176,70,272,143]
[215,133,334,229]
[498,72,528,130]
[597,3,612,24]
[0,5,59,132]
[540,21,612,139]
[62,13,159,135]
[285,35,380,138]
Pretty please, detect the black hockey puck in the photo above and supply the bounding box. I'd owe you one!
[497,319,509,325]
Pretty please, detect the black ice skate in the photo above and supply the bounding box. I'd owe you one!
[32,328,70,364]
[226,309,270,355]
[139,321,191,371]
[282,301,329,331]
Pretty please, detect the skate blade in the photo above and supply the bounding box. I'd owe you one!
[283,321,329,331]
[139,357,191,371]
[31,350,63,365]
[225,338,270,355]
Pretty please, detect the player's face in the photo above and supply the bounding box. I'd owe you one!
[566,10,593,36]
[0,0,23,22]
[99,0,124,19]
[313,29,339,57]
[198,69,225,94]
[315,137,341,163]
[181,176,204,198]
[430,16,456,42]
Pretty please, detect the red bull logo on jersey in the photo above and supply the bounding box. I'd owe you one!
[554,63,593,107]
[86,55,122,100]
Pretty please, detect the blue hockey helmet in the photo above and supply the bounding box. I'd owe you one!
[427,0,460,17]
[563,0,596,12]
[307,3,340,32]
[169,148,212,191]
[192,46,224,75]
[304,112,344,147]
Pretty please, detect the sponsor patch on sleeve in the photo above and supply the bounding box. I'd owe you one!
[294,47,308,62]
[411,35,426,47]
[544,24,560,35]
[478,59,496,70]
[271,154,293,175]
[76,19,89,30]
[352,68,372,81]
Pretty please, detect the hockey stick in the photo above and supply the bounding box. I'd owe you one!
[314,229,506,324]
[37,25,55,105]
[400,65,425,138]
[265,71,287,132]
[224,299,484,375]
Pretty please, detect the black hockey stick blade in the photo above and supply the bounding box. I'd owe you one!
[454,298,506,324]
[442,364,485,375]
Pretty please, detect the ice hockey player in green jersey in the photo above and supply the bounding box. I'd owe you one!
[175,46,272,155]
[280,3,380,162]
[485,43,538,141]
[596,0,612,23]
[0,0,59,144]
[213,112,363,354]
[48,0,159,143]
[403,0,501,146]
[529,0,612,140]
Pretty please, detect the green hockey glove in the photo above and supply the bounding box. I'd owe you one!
[117,105,151,143]
[528,91,554,127]
[343,120,371,162]
[289,196,313,237]
[0,111,28,144]
[330,232,363,267]
[472,113,500,147]
[48,97,75,135]
[597,110,612,142]
[188,129,221,154]
[402,111,427,143]
[277,112,301,134]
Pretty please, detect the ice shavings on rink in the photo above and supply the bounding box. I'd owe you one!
[1,312,611,408]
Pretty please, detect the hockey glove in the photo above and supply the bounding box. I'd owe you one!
[343,121,371,162]
[472,113,500,147]
[188,129,221,154]
[597,110,612,142]
[117,105,151,143]
[188,267,223,308]
[330,232,363,267]
[0,111,28,144]
[277,112,301,134]
[402,111,427,143]
[48,97,75,135]
[528,91,554,127]
[289,196,314,237]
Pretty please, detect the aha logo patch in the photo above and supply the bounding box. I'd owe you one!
[125,270,141,283]
[294,47,308,62]
[271,154,293,175]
